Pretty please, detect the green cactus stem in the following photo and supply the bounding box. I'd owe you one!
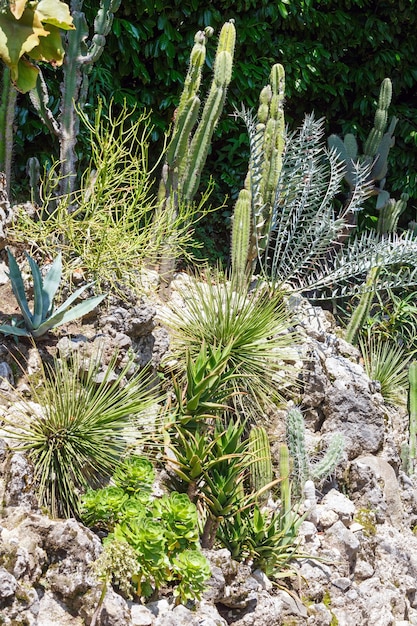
[286,407,345,489]
[231,63,286,278]
[345,265,381,346]
[157,21,236,295]
[231,188,251,281]
[248,425,273,503]
[29,0,121,202]
[407,361,417,475]
[0,67,17,195]
[279,443,291,517]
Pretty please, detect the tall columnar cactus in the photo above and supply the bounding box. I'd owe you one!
[231,63,285,278]
[158,21,235,292]
[248,425,273,504]
[328,78,400,213]
[29,0,121,200]
[0,67,16,195]
[406,362,417,475]
[286,407,345,489]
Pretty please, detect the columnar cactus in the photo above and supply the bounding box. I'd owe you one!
[406,362,417,475]
[231,63,286,278]
[248,425,273,503]
[286,407,345,489]
[158,21,236,291]
[328,78,401,214]
[345,265,381,346]
[29,0,121,200]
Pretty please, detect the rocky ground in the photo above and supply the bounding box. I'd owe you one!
[0,267,417,626]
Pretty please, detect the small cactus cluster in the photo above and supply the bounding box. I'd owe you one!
[286,407,345,490]
[328,78,407,223]
[157,20,235,291]
[231,63,286,279]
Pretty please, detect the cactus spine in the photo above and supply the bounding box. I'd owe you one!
[407,362,417,475]
[29,0,121,201]
[231,63,285,277]
[248,425,273,503]
[286,407,345,489]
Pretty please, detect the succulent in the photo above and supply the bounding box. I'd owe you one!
[0,248,105,338]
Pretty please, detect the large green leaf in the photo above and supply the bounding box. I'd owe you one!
[28,23,64,64]
[0,7,47,75]
[36,0,74,30]
[15,56,38,91]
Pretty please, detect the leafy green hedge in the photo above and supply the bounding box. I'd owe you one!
[11,0,417,252]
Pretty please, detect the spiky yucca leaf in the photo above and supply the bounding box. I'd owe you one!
[359,334,412,406]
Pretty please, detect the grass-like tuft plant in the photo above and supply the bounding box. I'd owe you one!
[359,333,412,406]
[163,268,299,417]
[0,248,105,338]
[0,351,161,518]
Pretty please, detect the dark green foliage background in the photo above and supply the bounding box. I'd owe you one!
[12,0,417,256]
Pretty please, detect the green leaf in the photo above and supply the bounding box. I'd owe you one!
[32,293,106,336]
[41,252,62,315]
[0,324,31,337]
[35,0,74,30]
[6,248,33,329]
[25,251,44,328]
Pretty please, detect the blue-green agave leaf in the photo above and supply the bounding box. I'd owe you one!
[41,253,62,316]
[25,252,44,328]
[6,249,33,330]
[32,294,106,337]
[50,282,96,318]
[0,324,32,337]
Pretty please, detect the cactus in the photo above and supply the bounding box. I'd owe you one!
[29,0,121,201]
[157,21,236,293]
[328,78,399,215]
[231,63,286,277]
[248,425,273,503]
[377,193,409,235]
[279,443,291,517]
[286,407,345,489]
[0,66,16,195]
[406,362,417,475]
[231,188,252,281]
[345,265,381,346]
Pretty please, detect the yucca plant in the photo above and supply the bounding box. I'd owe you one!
[359,333,412,406]
[0,249,105,338]
[163,267,299,418]
[1,351,161,517]
[239,111,417,300]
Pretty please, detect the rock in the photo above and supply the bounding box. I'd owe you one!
[0,566,17,599]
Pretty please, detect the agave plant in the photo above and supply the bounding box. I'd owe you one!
[0,248,105,338]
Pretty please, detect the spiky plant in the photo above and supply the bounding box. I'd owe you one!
[239,111,417,300]
[0,350,161,518]
[162,267,299,417]
[359,334,412,406]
